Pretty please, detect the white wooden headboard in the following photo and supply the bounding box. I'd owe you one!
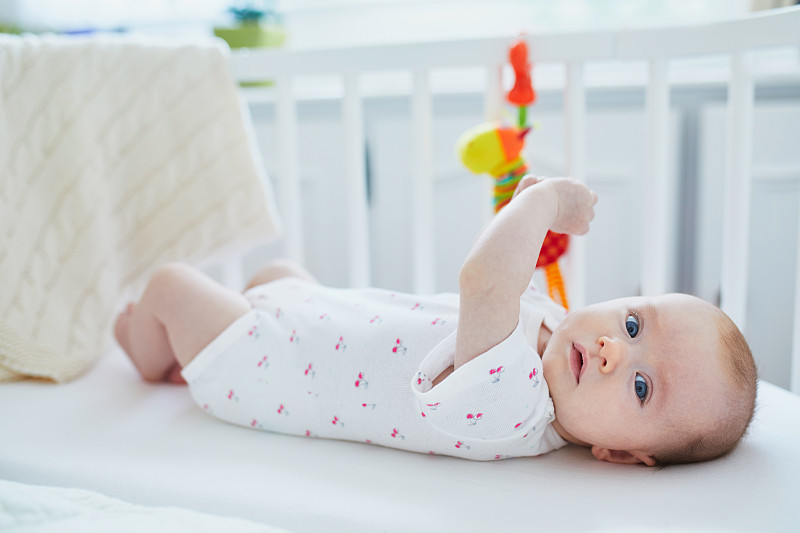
[229,7,800,393]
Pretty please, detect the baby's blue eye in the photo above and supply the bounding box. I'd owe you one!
[635,374,648,402]
[626,314,640,338]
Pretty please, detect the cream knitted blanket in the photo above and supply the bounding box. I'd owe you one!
[0,35,281,382]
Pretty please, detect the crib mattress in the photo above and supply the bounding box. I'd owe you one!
[2,347,799,532]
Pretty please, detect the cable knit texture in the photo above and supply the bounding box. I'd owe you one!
[0,34,281,382]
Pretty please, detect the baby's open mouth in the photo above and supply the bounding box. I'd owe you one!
[570,343,585,384]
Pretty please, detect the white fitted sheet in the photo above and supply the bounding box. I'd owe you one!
[1,347,799,532]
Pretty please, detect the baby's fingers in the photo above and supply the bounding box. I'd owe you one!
[551,179,597,235]
[578,191,598,234]
[572,208,595,235]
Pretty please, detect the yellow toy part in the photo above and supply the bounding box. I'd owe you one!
[457,123,530,177]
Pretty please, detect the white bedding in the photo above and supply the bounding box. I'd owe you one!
[0,480,287,533]
[2,346,799,532]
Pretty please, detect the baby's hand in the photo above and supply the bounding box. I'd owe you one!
[545,177,597,235]
[514,176,597,235]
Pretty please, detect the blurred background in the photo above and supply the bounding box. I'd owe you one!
[1,0,798,47]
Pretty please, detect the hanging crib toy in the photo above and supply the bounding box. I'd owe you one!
[456,39,570,309]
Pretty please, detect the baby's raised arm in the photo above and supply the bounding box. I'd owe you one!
[454,177,597,370]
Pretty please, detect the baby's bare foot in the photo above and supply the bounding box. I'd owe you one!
[115,303,186,384]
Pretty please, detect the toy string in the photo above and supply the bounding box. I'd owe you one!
[517,106,527,129]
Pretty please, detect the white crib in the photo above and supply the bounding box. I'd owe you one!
[2,8,800,533]
[231,6,800,394]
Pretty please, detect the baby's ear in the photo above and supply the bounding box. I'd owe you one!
[591,446,656,466]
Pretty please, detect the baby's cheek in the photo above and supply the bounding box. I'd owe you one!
[540,352,556,378]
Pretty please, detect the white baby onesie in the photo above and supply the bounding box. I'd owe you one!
[181,278,568,460]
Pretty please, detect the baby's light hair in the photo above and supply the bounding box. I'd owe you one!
[654,305,757,465]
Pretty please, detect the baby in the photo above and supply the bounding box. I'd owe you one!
[115,176,757,466]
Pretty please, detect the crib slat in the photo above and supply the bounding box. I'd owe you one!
[481,63,504,227]
[234,34,616,79]
[276,74,305,265]
[642,58,672,297]
[564,61,587,309]
[792,194,800,394]
[484,63,504,122]
[411,68,435,294]
[720,53,754,331]
[342,72,372,287]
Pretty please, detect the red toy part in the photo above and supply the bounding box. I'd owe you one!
[507,40,535,106]
[539,232,570,310]
[536,231,569,268]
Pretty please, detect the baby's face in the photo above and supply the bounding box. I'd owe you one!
[542,294,729,463]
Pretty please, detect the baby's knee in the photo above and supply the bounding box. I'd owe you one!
[245,259,316,290]
[148,263,200,293]
[152,261,191,280]
[264,258,301,272]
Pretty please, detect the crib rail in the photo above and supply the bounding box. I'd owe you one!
[231,7,800,393]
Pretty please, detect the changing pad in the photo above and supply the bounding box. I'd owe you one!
[1,347,799,532]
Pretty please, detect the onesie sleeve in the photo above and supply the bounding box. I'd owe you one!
[411,321,551,442]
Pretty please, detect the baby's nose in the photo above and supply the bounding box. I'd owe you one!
[597,336,623,373]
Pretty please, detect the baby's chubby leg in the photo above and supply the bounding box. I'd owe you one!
[244,258,318,291]
[115,263,250,383]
